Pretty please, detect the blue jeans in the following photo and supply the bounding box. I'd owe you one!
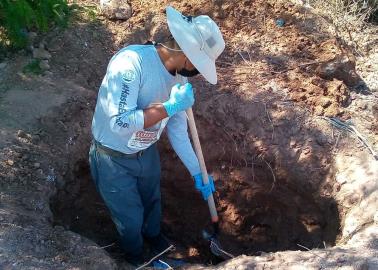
[89,143,161,256]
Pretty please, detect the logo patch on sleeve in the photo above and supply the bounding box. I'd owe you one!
[123,70,136,83]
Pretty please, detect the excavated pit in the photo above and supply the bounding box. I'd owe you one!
[1,1,377,268]
[50,119,340,265]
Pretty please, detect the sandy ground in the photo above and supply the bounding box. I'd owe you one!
[0,0,377,269]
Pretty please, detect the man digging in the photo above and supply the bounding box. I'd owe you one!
[89,6,225,266]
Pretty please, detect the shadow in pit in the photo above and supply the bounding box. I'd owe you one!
[156,77,341,263]
[51,159,120,249]
[151,3,354,254]
[165,5,348,255]
[50,2,344,267]
[47,7,160,265]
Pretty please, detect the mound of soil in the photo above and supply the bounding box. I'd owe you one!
[0,0,377,269]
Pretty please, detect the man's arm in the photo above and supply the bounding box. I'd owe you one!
[107,51,193,134]
[144,83,194,129]
[143,104,168,129]
[166,104,216,201]
[166,111,201,176]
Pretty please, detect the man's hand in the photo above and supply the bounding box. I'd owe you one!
[193,173,216,200]
[163,83,194,117]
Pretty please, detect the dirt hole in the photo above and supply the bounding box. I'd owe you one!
[51,137,340,265]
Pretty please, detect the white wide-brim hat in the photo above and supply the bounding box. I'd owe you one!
[166,6,225,84]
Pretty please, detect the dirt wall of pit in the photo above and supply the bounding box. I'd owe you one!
[0,0,377,269]
[0,58,115,269]
[1,57,377,270]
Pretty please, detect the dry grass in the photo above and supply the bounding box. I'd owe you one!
[306,0,378,53]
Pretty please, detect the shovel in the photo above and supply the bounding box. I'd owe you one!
[186,108,234,260]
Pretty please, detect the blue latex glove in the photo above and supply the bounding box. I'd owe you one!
[193,173,216,200]
[163,83,194,117]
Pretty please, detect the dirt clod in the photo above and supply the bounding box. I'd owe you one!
[316,53,360,86]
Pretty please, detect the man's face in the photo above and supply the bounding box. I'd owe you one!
[177,57,200,77]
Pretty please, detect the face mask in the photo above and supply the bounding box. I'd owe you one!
[177,59,200,77]
[177,67,200,77]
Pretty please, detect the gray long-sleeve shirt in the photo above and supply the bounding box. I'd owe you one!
[92,45,201,176]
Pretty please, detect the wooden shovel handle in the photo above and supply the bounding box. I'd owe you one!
[186,108,219,223]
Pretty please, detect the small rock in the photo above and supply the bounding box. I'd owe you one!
[320,97,332,108]
[100,0,132,20]
[25,46,35,56]
[17,130,32,139]
[315,133,328,146]
[356,100,367,110]
[34,162,41,169]
[213,10,226,19]
[315,53,360,86]
[314,105,324,115]
[374,211,378,224]
[6,160,14,166]
[47,37,63,52]
[39,60,50,70]
[0,62,6,70]
[54,225,65,232]
[44,71,53,77]
[14,152,23,159]
[32,47,51,60]
[335,174,348,185]
[27,32,37,43]
[31,134,41,144]
[324,103,340,117]
[39,41,46,49]
[146,14,170,42]
[17,130,27,138]
[289,139,297,148]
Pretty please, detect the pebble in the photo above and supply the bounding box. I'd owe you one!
[39,60,50,71]
[6,160,14,166]
[27,32,37,41]
[303,148,311,154]
[0,62,6,70]
[32,47,51,60]
[315,133,328,146]
[290,140,297,147]
[17,130,27,138]
[100,0,132,20]
[34,162,41,169]
[44,71,53,77]
[31,135,41,144]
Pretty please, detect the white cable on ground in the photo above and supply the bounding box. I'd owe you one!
[157,259,173,270]
[210,240,235,259]
[135,244,175,270]
[323,117,377,160]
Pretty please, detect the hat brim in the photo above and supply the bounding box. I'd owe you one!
[166,6,217,84]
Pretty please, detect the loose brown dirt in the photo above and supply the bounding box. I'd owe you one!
[1,0,377,269]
